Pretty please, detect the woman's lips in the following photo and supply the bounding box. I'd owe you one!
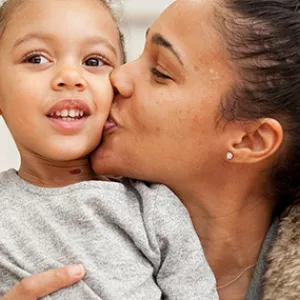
[103,117,117,131]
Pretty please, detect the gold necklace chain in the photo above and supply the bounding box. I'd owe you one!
[216,262,257,290]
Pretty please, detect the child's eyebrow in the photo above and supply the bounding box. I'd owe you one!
[13,33,118,56]
[13,33,53,48]
[84,36,118,56]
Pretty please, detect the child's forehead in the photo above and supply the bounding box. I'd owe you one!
[0,0,111,14]
[4,0,117,33]
[0,0,124,63]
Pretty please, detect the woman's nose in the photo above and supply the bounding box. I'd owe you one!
[51,65,86,92]
[110,63,134,99]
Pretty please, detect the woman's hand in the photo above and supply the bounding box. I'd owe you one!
[1,264,85,300]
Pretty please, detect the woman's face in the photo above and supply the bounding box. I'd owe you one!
[91,0,235,184]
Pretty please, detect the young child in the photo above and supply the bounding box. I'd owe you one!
[0,0,218,299]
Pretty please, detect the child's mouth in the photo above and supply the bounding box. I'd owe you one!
[48,109,86,121]
[46,99,91,132]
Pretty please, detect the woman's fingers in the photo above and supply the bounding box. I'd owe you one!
[1,264,85,300]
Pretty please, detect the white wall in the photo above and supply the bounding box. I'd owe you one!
[119,0,174,61]
[0,0,174,172]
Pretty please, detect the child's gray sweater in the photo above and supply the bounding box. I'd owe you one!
[0,169,218,300]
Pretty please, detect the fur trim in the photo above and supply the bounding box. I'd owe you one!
[263,205,300,299]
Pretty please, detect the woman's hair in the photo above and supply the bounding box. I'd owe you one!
[0,0,126,62]
[215,0,300,214]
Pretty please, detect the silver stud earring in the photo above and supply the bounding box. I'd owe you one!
[226,152,233,160]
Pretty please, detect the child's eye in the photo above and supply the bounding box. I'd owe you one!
[24,54,50,65]
[83,56,108,67]
[151,67,171,80]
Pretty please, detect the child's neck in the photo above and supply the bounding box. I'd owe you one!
[18,156,98,187]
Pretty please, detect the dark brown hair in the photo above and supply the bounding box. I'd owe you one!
[215,0,300,214]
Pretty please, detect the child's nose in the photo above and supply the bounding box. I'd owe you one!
[52,65,86,91]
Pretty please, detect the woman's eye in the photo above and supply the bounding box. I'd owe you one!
[151,67,171,80]
[84,56,107,67]
[25,55,50,64]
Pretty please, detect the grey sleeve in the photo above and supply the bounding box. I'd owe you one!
[153,185,218,300]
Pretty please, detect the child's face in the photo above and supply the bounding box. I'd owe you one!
[0,0,122,162]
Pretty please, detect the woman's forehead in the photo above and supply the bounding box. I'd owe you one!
[148,0,223,66]
[162,0,216,18]
[152,0,218,44]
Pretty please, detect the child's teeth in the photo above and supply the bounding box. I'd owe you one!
[51,109,85,119]
[61,109,68,117]
[61,117,74,121]
[69,109,76,118]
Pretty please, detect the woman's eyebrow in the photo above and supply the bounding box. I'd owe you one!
[146,29,184,67]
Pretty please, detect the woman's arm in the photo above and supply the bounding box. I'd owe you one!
[1,265,85,300]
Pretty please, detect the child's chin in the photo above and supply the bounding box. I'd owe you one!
[45,148,91,162]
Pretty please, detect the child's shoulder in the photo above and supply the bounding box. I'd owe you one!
[0,169,20,200]
[0,168,17,187]
[121,179,182,209]
[121,178,162,198]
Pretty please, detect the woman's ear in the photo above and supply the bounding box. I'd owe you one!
[227,118,283,164]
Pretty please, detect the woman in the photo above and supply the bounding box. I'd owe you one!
[2,0,300,299]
